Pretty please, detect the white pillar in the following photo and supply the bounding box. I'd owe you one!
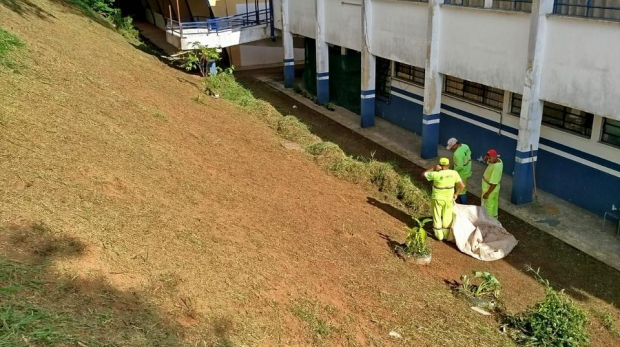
[484,0,493,8]
[511,0,554,205]
[315,0,329,105]
[360,0,376,128]
[421,0,444,159]
[282,0,295,88]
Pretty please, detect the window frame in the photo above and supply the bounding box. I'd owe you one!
[443,76,504,111]
[601,117,620,148]
[393,62,425,87]
[510,94,594,137]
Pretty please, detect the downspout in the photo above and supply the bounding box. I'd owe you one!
[269,0,274,41]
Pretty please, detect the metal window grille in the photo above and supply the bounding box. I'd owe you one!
[493,0,533,12]
[512,94,594,136]
[444,76,504,110]
[601,118,620,147]
[394,62,425,86]
[444,0,485,7]
[376,58,392,101]
[553,0,620,22]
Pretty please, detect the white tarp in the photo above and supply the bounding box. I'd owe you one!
[451,204,518,261]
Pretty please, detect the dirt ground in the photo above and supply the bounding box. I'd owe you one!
[1,1,619,346]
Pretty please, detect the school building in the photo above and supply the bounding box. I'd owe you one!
[141,0,620,218]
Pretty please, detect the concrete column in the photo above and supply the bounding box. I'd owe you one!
[511,0,554,205]
[484,0,493,8]
[361,0,375,128]
[421,0,444,159]
[315,0,329,105]
[282,0,295,88]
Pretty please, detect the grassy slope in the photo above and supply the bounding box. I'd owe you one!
[0,1,619,346]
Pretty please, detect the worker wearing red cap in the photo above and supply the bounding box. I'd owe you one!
[482,149,503,219]
[423,158,465,241]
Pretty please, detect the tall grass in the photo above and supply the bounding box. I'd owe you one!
[203,74,431,217]
[0,27,24,69]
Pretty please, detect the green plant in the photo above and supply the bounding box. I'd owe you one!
[0,27,24,69]
[460,271,501,299]
[290,300,333,339]
[179,42,221,77]
[293,84,302,94]
[324,102,336,111]
[402,217,432,257]
[504,267,589,347]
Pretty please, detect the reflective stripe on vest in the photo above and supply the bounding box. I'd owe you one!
[433,186,454,190]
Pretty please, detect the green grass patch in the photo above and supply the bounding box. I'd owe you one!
[290,299,333,340]
[0,27,24,70]
[202,73,431,217]
[595,309,620,338]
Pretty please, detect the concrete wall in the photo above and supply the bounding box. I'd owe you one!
[371,0,427,68]
[324,0,362,51]
[288,0,316,38]
[543,16,620,120]
[439,7,529,94]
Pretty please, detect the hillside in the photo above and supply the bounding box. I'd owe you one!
[1,1,619,346]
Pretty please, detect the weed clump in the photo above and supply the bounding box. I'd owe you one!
[504,267,589,347]
[0,28,24,70]
[277,116,321,147]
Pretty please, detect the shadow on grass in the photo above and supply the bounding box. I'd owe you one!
[238,72,620,309]
[0,0,56,18]
[0,221,184,346]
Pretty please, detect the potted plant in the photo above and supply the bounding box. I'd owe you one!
[399,217,432,265]
[459,271,501,310]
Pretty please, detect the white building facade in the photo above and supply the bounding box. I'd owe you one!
[275,0,620,216]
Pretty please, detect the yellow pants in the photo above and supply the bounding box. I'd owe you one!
[432,199,454,241]
[482,186,500,219]
[461,175,469,195]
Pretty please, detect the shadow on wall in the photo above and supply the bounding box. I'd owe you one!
[0,221,186,346]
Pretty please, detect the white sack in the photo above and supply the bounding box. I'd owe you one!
[451,204,518,261]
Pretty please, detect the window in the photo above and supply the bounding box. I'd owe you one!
[394,62,425,86]
[444,76,504,110]
[601,118,620,147]
[511,94,594,137]
[376,58,392,101]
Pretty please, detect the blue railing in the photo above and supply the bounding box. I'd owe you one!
[553,0,620,21]
[166,8,272,36]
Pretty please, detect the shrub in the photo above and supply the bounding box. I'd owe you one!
[179,42,221,77]
[505,268,589,347]
[324,102,336,111]
[401,217,432,257]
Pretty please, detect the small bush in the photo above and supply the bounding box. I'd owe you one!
[505,268,589,347]
[460,271,501,299]
[324,102,336,111]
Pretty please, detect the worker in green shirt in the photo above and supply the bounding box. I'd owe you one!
[447,137,472,204]
[482,149,503,219]
[423,158,465,241]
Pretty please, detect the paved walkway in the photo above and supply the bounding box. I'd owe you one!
[256,75,620,272]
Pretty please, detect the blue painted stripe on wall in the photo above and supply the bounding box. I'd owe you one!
[441,104,519,136]
[283,58,295,63]
[361,89,375,96]
[539,137,620,173]
[423,113,441,121]
[391,86,424,102]
[516,150,538,159]
[317,72,329,78]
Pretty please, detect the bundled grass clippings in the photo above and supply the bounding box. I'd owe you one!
[505,268,589,347]
[203,74,431,217]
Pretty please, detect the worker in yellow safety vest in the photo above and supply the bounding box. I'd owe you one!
[423,158,465,241]
[482,149,503,219]
[447,137,472,204]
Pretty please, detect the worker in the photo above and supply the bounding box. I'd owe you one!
[446,137,472,204]
[423,158,465,241]
[482,149,503,219]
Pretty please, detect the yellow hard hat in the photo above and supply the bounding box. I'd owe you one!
[439,157,450,166]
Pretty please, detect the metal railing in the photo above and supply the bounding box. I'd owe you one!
[166,8,272,36]
[553,0,620,21]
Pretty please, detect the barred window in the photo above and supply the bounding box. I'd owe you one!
[376,58,392,101]
[444,76,504,110]
[511,94,594,137]
[394,62,425,86]
[601,118,620,147]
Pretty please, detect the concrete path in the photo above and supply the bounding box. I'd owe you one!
[257,75,620,272]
